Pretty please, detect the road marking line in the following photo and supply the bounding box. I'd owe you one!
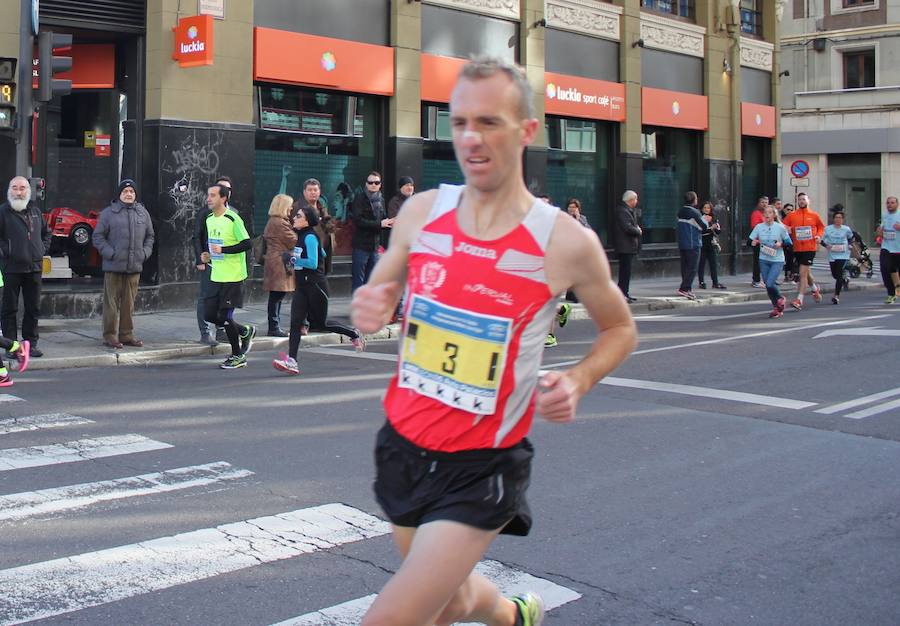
[814,327,900,339]
[814,387,900,415]
[599,377,817,410]
[845,397,900,420]
[271,559,582,626]
[0,503,390,625]
[303,347,399,363]
[545,314,892,369]
[0,461,254,522]
[0,435,173,471]
[0,394,23,403]
[0,413,93,436]
[633,310,770,322]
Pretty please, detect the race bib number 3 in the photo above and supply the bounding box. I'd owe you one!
[208,238,225,261]
[795,226,813,241]
[760,245,777,257]
[399,295,512,415]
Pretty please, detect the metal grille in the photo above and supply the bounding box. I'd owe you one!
[40,0,146,32]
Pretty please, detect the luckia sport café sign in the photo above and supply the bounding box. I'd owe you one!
[544,72,625,122]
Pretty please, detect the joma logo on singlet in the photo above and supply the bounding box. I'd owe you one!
[454,241,497,259]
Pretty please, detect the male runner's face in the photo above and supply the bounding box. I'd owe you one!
[798,195,809,209]
[887,197,898,212]
[449,73,537,192]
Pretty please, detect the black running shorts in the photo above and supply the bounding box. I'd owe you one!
[373,421,534,536]
[208,281,244,310]
[796,251,816,266]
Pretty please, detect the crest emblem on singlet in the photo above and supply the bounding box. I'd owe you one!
[419,261,447,297]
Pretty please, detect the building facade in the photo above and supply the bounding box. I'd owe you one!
[781,0,899,239]
[0,0,782,313]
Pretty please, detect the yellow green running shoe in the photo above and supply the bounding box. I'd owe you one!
[511,592,545,626]
[886,295,897,305]
[557,302,572,327]
[544,333,558,348]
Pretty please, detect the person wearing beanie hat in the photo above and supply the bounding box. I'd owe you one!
[385,176,415,249]
[92,179,155,349]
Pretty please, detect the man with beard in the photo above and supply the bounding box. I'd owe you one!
[0,177,51,358]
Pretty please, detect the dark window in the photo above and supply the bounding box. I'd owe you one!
[842,0,875,7]
[641,0,695,20]
[740,0,762,36]
[844,50,875,89]
[640,127,699,244]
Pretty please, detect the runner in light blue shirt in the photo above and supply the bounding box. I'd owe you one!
[822,210,854,304]
[877,196,900,304]
[749,206,793,317]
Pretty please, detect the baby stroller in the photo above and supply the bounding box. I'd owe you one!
[845,231,874,279]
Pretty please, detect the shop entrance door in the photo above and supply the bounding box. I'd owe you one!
[844,179,878,244]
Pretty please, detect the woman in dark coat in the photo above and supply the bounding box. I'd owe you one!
[262,194,297,336]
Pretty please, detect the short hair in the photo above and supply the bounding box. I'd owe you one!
[457,56,535,120]
[268,194,293,218]
[622,190,638,203]
[566,198,581,210]
[684,190,698,205]
[303,178,321,190]
[783,203,794,210]
[367,171,382,181]
[887,196,898,203]
[216,175,233,188]
[210,184,230,201]
[797,192,808,199]
[771,197,781,203]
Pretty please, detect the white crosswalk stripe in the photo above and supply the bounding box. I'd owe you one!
[273,559,582,626]
[0,434,172,471]
[0,504,390,625]
[0,413,93,436]
[0,394,24,403]
[814,386,900,419]
[0,461,253,522]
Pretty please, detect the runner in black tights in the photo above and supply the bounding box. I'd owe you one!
[273,205,364,375]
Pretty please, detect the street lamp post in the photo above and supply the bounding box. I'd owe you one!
[15,0,34,177]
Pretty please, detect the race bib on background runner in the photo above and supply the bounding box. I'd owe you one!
[830,244,846,253]
[885,231,897,241]
[795,226,813,241]
[398,294,512,415]
[760,245,777,257]
[208,238,225,261]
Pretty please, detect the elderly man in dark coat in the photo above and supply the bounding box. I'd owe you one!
[92,179,155,349]
[0,176,51,357]
[611,190,642,303]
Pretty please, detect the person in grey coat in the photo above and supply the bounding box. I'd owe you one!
[92,179,155,349]
[611,190,642,302]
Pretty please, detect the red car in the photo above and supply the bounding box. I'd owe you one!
[44,207,102,276]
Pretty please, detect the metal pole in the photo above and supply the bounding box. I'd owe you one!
[15,0,33,177]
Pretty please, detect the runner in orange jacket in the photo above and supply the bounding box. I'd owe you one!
[782,192,825,310]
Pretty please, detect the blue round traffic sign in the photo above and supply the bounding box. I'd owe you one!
[790,160,810,178]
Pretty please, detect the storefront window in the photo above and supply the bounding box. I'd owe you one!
[827,153,880,244]
[546,117,611,243]
[641,127,698,244]
[255,86,380,254]
[421,104,464,192]
[741,137,768,239]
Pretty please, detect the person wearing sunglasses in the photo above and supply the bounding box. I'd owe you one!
[350,171,392,292]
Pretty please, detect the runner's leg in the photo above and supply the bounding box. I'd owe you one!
[362,522,517,626]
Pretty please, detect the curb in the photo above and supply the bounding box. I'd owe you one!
[23,280,885,371]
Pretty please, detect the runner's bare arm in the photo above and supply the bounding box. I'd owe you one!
[538,215,638,422]
[351,190,438,333]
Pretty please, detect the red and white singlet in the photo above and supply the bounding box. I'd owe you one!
[383,184,560,452]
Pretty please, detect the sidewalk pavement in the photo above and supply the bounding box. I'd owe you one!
[25,271,886,371]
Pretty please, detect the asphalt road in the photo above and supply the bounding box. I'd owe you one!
[1,289,898,625]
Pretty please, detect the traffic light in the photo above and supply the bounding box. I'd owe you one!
[0,58,15,130]
[36,32,72,103]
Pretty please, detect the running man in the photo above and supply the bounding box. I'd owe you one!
[351,57,637,626]
[198,184,256,369]
[821,209,853,305]
[877,196,900,304]
[782,192,825,310]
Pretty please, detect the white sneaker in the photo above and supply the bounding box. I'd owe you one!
[273,352,300,375]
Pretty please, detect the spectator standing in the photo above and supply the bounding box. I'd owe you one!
[0,176,50,357]
[351,171,390,292]
[676,190,708,300]
[749,196,767,287]
[611,190,641,303]
[193,176,232,345]
[199,184,255,369]
[697,201,727,290]
[385,176,414,248]
[92,179,155,349]
[262,194,296,336]
[566,197,590,228]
